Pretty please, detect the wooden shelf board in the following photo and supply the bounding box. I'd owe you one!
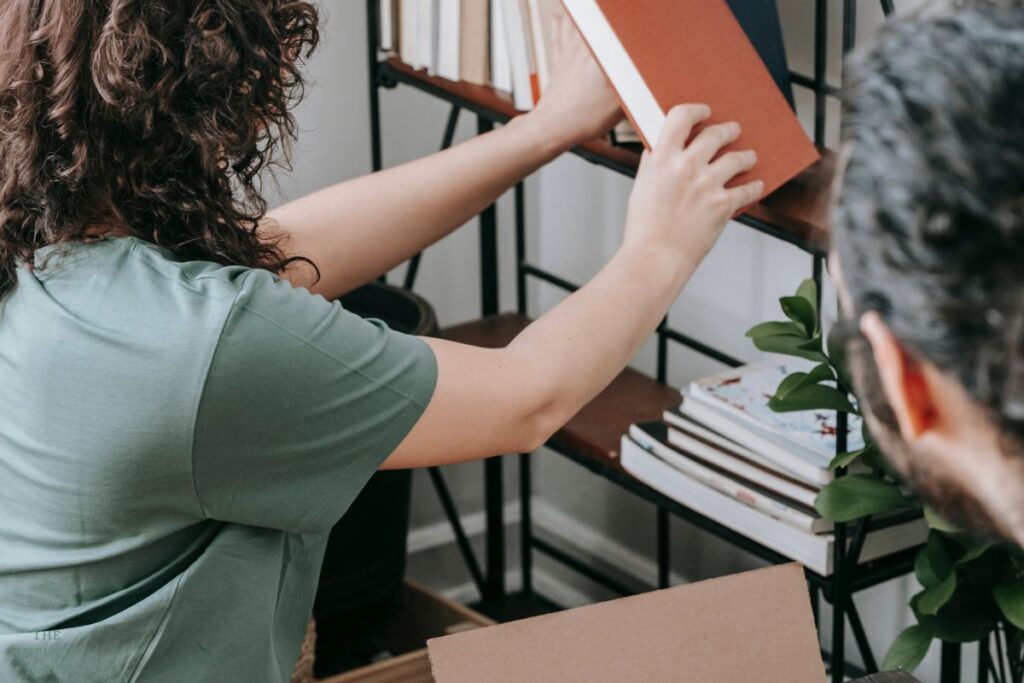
[378,57,834,254]
[440,313,681,467]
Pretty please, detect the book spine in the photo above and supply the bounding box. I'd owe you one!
[436,0,461,81]
[379,0,394,52]
[631,427,821,534]
[621,435,832,575]
[527,0,549,93]
[665,427,819,508]
[490,0,513,93]
[680,399,831,486]
[501,0,537,110]
[560,0,665,147]
[400,0,418,67]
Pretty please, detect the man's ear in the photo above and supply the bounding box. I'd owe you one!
[860,311,937,439]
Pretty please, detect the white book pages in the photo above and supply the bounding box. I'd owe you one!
[379,0,395,52]
[561,0,664,145]
[416,0,437,72]
[621,436,928,575]
[630,425,824,534]
[400,0,418,66]
[437,0,461,81]
[527,0,549,92]
[490,0,513,93]
[664,423,819,508]
[501,0,536,110]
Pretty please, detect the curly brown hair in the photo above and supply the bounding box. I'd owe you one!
[0,0,320,298]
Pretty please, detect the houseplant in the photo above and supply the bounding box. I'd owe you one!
[747,279,1024,680]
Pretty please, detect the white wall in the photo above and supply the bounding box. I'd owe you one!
[275,2,965,681]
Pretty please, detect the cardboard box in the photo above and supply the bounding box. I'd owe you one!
[427,564,826,683]
[318,580,493,683]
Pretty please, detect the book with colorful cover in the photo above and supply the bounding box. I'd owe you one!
[561,0,818,199]
[688,362,864,462]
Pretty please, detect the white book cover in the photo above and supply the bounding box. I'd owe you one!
[490,0,513,93]
[688,363,865,462]
[436,0,461,81]
[630,424,827,534]
[662,412,819,508]
[680,397,833,486]
[380,0,395,52]
[501,0,537,110]
[621,435,927,576]
[416,0,438,72]
[400,0,418,66]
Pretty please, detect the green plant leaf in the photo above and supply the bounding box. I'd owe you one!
[815,474,912,522]
[882,625,933,673]
[781,296,818,337]
[924,506,962,533]
[768,384,858,414]
[918,573,957,615]
[746,320,807,340]
[774,364,835,401]
[829,446,867,470]
[994,581,1024,630]
[953,536,994,566]
[915,532,954,588]
[796,278,818,310]
[911,592,999,644]
[797,335,825,352]
[751,334,828,363]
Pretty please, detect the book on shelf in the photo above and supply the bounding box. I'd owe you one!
[399,0,418,68]
[630,423,829,534]
[501,0,541,111]
[662,410,820,508]
[561,0,819,197]
[379,0,398,53]
[527,0,563,93]
[460,0,490,86]
[621,433,927,576]
[490,0,514,94]
[683,363,864,486]
[436,0,462,82]
[418,0,438,74]
[725,0,796,109]
[380,0,806,160]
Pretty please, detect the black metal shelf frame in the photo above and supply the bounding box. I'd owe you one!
[363,2,971,682]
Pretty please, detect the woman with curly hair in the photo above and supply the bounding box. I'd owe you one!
[0,1,760,680]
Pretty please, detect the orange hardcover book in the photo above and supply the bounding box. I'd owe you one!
[561,0,819,199]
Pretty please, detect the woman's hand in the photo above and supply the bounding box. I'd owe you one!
[621,104,763,274]
[528,13,623,150]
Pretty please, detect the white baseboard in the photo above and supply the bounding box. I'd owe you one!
[407,496,687,605]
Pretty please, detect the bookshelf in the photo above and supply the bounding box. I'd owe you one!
[364,2,963,682]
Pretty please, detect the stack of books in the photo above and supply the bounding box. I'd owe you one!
[380,0,573,113]
[620,364,927,575]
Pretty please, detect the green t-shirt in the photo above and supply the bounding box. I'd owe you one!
[0,237,438,682]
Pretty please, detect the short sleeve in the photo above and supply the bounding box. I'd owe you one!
[191,269,437,534]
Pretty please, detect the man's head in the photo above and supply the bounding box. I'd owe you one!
[0,1,319,297]
[833,1,1024,541]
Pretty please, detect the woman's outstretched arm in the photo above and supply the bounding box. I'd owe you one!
[268,19,621,299]
[382,106,763,468]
